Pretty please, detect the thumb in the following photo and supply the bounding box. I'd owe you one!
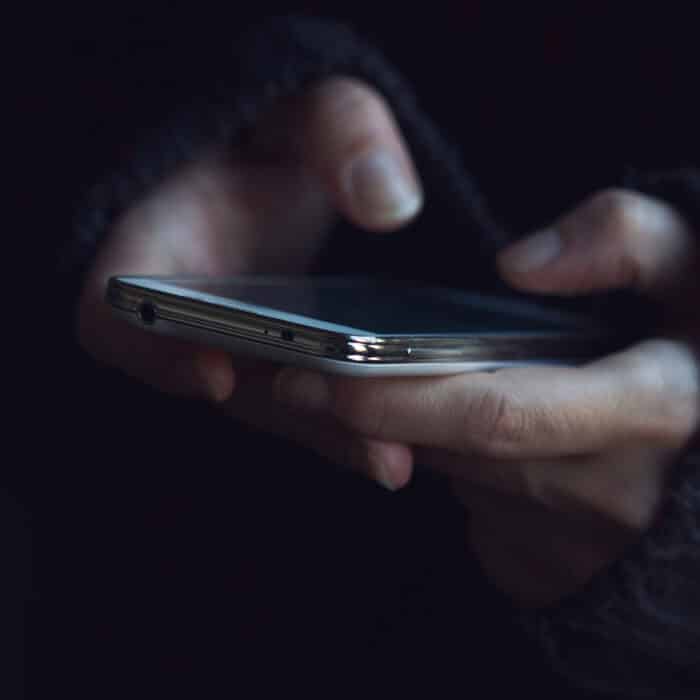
[300,77,423,232]
[497,189,696,297]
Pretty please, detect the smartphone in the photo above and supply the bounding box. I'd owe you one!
[107,275,620,376]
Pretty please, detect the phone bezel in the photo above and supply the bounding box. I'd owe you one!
[107,276,617,367]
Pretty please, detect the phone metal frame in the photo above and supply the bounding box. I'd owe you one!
[107,277,618,372]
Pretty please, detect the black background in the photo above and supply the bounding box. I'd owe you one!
[10,3,700,697]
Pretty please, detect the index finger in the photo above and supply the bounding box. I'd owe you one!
[275,339,699,459]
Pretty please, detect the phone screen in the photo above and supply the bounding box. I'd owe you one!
[153,277,590,336]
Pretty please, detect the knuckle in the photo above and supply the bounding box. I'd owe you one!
[311,77,388,131]
[588,188,646,233]
[629,340,700,447]
[584,188,649,287]
[465,388,531,457]
[306,77,396,165]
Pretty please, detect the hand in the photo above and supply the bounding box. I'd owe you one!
[77,78,420,481]
[275,189,700,606]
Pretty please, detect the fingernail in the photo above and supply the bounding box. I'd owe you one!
[376,461,401,491]
[369,446,399,491]
[500,229,563,273]
[276,369,330,412]
[346,150,422,224]
[369,442,411,492]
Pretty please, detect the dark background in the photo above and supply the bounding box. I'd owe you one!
[10,3,700,697]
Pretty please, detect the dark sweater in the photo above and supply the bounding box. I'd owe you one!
[48,8,700,698]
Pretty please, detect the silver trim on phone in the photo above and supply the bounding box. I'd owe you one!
[107,277,619,366]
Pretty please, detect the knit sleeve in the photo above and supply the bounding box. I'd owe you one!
[62,15,700,696]
[519,165,700,698]
[520,452,700,698]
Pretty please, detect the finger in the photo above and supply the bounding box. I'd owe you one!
[498,188,697,297]
[300,77,423,231]
[224,363,413,491]
[78,288,235,402]
[419,447,668,533]
[77,222,236,403]
[449,480,631,607]
[275,339,700,459]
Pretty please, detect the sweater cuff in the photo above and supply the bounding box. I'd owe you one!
[61,15,506,303]
[520,451,700,698]
[518,167,700,697]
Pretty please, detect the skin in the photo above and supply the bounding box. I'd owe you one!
[78,77,421,485]
[78,78,700,608]
[276,188,700,606]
